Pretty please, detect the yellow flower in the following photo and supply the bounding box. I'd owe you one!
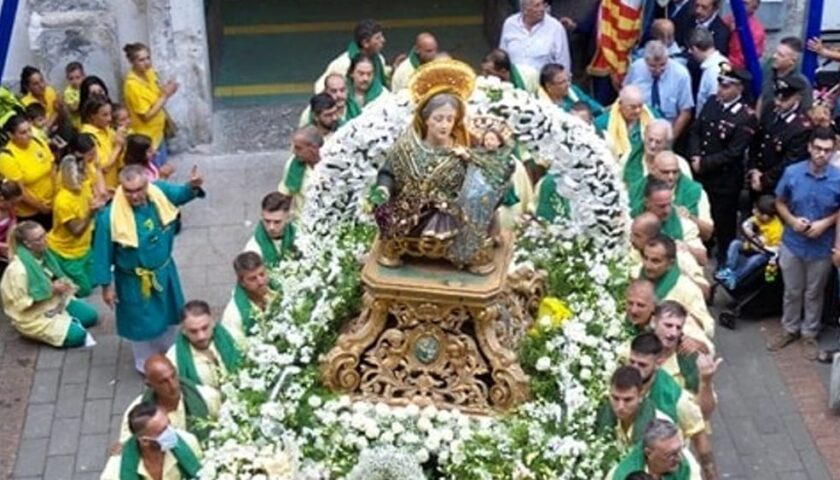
[536,297,573,330]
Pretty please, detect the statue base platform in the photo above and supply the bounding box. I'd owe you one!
[320,230,541,414]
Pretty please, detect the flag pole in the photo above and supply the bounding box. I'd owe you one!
[801,0,825,83]
[729,0,762,98]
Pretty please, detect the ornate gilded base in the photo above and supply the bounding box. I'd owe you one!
[321,231,542,414]
[378,235,496,275]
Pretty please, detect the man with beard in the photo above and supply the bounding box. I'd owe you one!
[278,127,324,213]
[166,300,240,389]
[627,333,715,480]
[299,74,349,128]
[640,235,714,339]
[652,301,720,418]
[221,252,277,346]
[244,192,296,266]
[629,213,710,300]
[391,32,438,92]
[303,93,340,139]
[345,53,390,120]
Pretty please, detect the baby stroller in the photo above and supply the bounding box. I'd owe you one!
[716,237,783,329]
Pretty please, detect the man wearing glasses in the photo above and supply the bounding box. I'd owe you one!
[607,418,703,480]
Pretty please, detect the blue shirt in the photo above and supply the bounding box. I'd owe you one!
[775,161,840,259]
[623,58,694,122]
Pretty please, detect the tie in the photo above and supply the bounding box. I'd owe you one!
[651,76,661,113]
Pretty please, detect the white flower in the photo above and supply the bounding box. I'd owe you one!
[307,396,322,409]
[415,447,430,463]
[416,416,433,432]
[535,356,552,372]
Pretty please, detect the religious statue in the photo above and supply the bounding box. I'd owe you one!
[371,60,514,274]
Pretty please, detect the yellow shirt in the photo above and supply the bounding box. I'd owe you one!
[165,341,229,390]
[81,123,120,190]
[100,429,202,480]
[753,215,783,248]
[21,85,59,120]
[118,385,221,442]
[124,68,166,148]
[0,256,72,347]
[0,138,55,217]
[46,187,93,259]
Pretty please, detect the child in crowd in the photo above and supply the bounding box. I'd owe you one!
[123,133,174,181]
[112,103,132,133]
[24,103,66,152]
[715,194,782,290]
[64,62,85,129]
[569,101,594,125]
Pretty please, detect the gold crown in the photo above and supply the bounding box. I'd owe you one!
[409,59,476,105]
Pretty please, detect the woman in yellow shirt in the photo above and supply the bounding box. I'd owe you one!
[122,42,179,167]
[80,96,125,191]
[46,156,105,297]
[20,66,63,132]
[0,115,55,229]
[69,134,108,201]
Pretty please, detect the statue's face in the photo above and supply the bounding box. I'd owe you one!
[424,103,458,146]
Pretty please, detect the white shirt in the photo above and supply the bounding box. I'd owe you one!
[499,13,571,73]
[696,50,727,115]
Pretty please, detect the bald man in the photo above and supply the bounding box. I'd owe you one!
[391,32,438,92]
[595,85,657,161]
[630,212,711,299]
[278,126,324,213]
[625,279,657,332]
[117,354,220,444]
[622,120,693,187]
[650,152,713,240]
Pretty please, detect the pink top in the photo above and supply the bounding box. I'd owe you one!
[723,14,766,70]
[0,209,16,258]
[144,162,160,182]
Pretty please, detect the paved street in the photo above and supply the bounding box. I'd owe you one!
[1,123,839,479]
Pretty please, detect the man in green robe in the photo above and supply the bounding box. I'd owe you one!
[537,63,603,116]
[481,48,539,95]
[345,53,389,120]
[92,165,205,373]
[313,19,389,93]
[391,32,438,92]
[244,192,296,267]
[628,333,716,479]
[278,127,324,213]
[607,418,702,480]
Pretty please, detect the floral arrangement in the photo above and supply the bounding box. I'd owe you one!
[200,76,631,479]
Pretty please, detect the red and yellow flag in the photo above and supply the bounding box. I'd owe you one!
[587,0,644,80]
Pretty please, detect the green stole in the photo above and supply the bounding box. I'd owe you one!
[141,378,210,441]
[174,324,241,385]
[407,48,420,68]
[646,369,682,422]
[509,64,528,91]
[629,175,703,219]
[16,246,67,302]
[660,208,684,240]
[254,221,295,267]
[233,284,258,335]
[611,443,692,480]
[119,434,201,480]
[283,156,308,194]
[676,353,700,394]
[346,41,386,87]
[622,142,646,188]
[345,75,385,119]
[595,398,657,446]
[535,174,571,221]
[641,263,681,301]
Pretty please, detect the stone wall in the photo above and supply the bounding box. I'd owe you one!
[4,0,212,149]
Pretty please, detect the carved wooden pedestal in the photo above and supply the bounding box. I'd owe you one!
[321,231,537,414]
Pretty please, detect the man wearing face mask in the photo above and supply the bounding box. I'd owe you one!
[118,354,220,444]
[103,401,203,479]
[92,165,205,374]
[221,252,277,346]
[244,192,296,267]
[165,300,240,389]
[608,419,703,480]
[278,127,324,214]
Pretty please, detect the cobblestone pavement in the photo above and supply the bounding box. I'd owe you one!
[2,138,840,479]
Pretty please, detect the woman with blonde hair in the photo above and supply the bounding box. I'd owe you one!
[46,156,105,297]
[122,42,179,167]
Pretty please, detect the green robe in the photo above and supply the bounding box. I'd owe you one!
[92,182,203,341]
[560,85,605,117]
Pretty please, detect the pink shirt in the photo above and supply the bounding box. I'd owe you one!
[723,14,766,70]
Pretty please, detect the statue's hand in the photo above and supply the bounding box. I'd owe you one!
[369,185,390,206]
[451,146,470,161]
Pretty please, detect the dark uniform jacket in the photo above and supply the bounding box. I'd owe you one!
[747,104,812,194]
[689,94,757,193]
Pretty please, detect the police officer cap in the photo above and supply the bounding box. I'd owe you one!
[774,76,808,98]
[718,62,752,84]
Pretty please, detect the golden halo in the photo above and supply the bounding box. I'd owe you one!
[409,59,476,105]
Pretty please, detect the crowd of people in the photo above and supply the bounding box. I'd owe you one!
[1,0,840,478]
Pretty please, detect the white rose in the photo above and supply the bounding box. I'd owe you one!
[364,423,381,439]
[421,404,438,418]
[425,432,441,452]
[417,416,433,432]
[374,402,390,417]
[535,356,552,372]
[391,422,406,434]
[380,431,395,444]
[405,404,420,417]
[416,447,430,463]
[307,396,322,409]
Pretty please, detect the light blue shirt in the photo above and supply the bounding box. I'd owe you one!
[624,58,694,122]
[696,51,727,115]
[775,161,840,259]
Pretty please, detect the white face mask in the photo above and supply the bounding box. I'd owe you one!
[155,426,179,451]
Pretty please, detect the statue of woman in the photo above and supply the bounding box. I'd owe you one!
[371,60,513,274]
